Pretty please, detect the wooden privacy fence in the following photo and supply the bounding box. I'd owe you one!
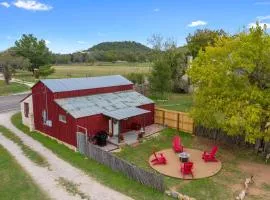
[155,107,194,134]
[85,142,165,192]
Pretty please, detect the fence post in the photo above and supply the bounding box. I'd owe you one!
[177,113,180,131]
[162,110,165,126]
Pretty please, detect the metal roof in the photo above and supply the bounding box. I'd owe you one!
[103,107,150,120]
[41,75,132,93]
[55,90,153,119]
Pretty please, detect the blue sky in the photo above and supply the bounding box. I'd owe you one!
[1,0,270,53]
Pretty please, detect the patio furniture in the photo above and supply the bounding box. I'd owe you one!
[172,136,184,153]
[179,152,190,162]
[151,152,167,165]
[202,146,218,162]
[93,131,108,146]
[180,161,194,178]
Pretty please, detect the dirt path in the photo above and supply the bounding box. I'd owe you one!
[238,161,270,198]
[0,112,133,200]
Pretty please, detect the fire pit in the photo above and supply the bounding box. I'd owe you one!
[179,152,190,162]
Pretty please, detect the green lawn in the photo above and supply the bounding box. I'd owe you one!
[0,80,30,96]
[116,129,269,200]
[151,93,193,112]
[11,112,172,200]
[14,62,152,82]
[0,144,49,200]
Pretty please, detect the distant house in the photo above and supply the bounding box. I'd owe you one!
[21,75,154,149]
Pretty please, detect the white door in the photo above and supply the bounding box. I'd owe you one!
[113,119,119,136]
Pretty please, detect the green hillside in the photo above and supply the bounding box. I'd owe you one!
[87,41,152,62]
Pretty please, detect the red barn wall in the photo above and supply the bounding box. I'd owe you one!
[54,84,133,99]
[76,114,109,136]
[32,82,77,146]
[120,103,155,133]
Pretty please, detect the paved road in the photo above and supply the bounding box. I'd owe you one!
[0,93,29,113]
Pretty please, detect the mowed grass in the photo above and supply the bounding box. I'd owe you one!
[0,144,49,200]
[152,93,193,112]
[0,125,49,168]
[14,62,152,82]
[116,129,269,200]
[0,80,29,96]
[11,112,172,200]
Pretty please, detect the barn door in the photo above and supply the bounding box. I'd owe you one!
[76,132,86,155]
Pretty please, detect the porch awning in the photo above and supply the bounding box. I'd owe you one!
[103,107,150,120]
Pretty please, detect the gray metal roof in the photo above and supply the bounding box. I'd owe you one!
[55,90,154,119]
[41,75,132,93]
[103,107,150,120]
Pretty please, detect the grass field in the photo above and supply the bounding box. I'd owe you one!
[0,80,30,96]
[152,93,193,112]
[0,144,49,200]
[14,62,152,82]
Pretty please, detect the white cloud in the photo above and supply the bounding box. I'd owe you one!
[0,2,10,7]
[248,22,270,29]
[77,41,86,44]
[188,20,207,27]
[45,40,51,45]
[254,1,270,5]
[13,0,52,11]
[153,8,160,12]
[256,15,270,20]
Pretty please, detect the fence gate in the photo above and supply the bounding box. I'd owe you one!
[76,132,86,155]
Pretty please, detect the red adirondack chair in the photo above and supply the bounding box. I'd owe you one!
[151,152,167,165]
[202,146,218,162]
[180,162,194,178]
[172,136,184,153]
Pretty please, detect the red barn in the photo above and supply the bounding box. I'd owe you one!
[21,75,154,149]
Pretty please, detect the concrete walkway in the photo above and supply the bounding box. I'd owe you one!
[0,111,133,200]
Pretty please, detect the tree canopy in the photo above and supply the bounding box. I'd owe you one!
[0,51,30,84]
[188,24,270,143]
[14,34,51,72]
[148,35,187,96]
[186,29,227,58]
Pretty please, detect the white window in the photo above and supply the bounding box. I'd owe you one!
[59,114,67,123]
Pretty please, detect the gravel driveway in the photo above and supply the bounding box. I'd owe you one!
[0,111,133,200]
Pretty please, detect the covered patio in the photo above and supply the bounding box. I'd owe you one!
[108,124,164,146]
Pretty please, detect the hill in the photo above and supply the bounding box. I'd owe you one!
[87,41,152,62]
[89,41,151,52]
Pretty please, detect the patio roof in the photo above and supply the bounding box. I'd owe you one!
[103,107,150,120]
[55,90,153,119]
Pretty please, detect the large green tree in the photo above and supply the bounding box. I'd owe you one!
[14,34,51,72]
[148,35,186,95]
[188,24,270,143]
[186,29,227,58]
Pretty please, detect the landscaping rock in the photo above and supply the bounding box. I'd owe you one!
[171,191,179,198]
[165,190,196,200]
[165,190,171,196]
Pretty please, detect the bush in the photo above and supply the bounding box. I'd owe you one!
[126,73,145,84]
